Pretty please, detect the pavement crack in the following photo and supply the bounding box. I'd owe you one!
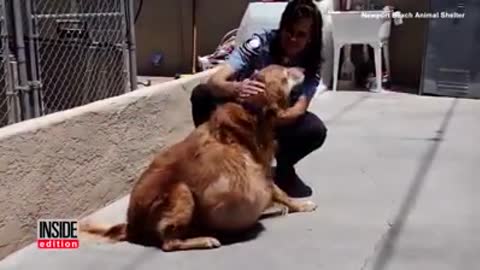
[359,222,393,270]
[358,98,458,270]
[360,167,377,187]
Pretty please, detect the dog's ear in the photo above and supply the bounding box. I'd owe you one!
[249,69,266,85]
[286,67,305,84]
[209,103,255,143]
[287,66,305,76]
[263,102,280,121]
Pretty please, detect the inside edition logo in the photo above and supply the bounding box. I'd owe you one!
[37,219,79,249]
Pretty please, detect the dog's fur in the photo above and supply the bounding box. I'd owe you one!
[80,64,316,251]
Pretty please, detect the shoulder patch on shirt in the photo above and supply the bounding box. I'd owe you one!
[247,38,261,49]
[238,34,264,59]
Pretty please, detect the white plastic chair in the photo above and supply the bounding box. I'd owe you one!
[329,10,392,92]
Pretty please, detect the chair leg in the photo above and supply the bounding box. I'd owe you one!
[321,27,334,90]
[372,43,383,93]
[332,43,342,92]
[383,42,391,80]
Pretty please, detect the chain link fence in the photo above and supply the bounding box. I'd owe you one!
[0,0,137,128]
[0,0,16,127]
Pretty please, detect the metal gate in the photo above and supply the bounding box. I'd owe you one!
[421,0,480,99]
[0,0,138,128]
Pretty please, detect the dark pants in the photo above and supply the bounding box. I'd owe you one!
[190,83,327,174]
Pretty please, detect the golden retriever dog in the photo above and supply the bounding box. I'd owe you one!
[80,64,317,251]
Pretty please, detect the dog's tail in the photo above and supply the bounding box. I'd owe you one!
[79,221,127,242]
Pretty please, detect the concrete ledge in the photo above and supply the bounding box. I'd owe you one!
[0,68,217,259]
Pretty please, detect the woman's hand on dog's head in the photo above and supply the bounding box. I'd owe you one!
[236,78,265,102]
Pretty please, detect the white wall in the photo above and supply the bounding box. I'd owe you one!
[0,69,216,259]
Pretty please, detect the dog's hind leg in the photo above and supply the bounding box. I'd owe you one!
[154,182,221,251]
[260,202,289,219]
[271,183,317,213]
[161,236,221,251]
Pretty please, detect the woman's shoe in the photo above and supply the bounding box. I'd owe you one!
[273,166,313,198]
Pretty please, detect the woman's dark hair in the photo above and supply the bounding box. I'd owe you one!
[271,0,324,78]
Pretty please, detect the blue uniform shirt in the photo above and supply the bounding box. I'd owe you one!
[226,29,321,105]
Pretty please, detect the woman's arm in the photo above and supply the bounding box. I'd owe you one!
[206,64,242,99]
[276,67,320,125]
[206,64,265,101]
[276,96,309,125]
[206,33,267,100]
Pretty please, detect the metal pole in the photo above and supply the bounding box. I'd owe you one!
[119,0,129,93]
[6,57,17,124]
[12,0,32,119]
[25,0,42,117]
[126,0,137,91]
[9,59,22,123]
[192,0,197,73]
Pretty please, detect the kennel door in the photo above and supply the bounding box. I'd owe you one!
[421,0,480,99]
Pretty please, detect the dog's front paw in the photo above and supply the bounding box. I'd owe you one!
[204,237,221,248]
[279,205,289,216]
[298,200,317,212]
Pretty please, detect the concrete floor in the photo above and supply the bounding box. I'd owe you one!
[1,90,479,270]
